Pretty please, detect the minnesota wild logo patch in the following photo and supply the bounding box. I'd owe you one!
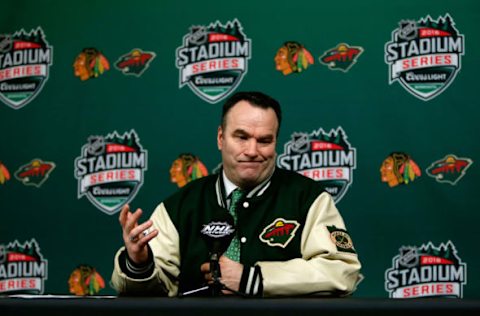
[259,218,299,248]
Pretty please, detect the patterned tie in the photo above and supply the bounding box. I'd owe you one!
[224,189,243,262]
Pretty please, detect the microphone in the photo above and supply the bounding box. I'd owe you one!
[200,214,235,296]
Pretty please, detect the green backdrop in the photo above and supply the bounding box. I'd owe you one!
[1,0,479,298]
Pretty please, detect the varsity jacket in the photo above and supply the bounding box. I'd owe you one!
[111,168,362,297]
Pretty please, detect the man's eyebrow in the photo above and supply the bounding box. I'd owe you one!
[232,129,250,136]
[232,129,274,140]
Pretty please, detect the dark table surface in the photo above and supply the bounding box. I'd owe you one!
[1,295,480,316]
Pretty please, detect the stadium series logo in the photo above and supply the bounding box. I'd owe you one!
[176,19,251,103]
[0,27,53,109]
[385,14,464,101]
[277,127,356,203]
[0,239,48,294]
[385,241,467,298]
[74,130,148,215]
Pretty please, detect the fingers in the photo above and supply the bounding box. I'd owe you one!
[124,208,143,233]
[128,220,158,246]
[200,262,212,283]
[134,228,159,248]
[200,262,210,274]
[119,204,130,227]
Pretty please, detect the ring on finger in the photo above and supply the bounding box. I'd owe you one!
[129,235,138,242]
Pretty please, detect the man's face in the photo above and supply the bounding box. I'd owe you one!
[218,100,278,189]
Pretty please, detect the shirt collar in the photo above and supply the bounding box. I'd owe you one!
[222,170,238,198]
[221,167,275,200]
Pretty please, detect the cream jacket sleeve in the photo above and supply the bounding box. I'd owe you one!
[110,203,181,297]
[256,192,362,297]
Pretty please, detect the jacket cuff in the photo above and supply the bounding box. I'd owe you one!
[239,265,263,297]
[119,246,155,279]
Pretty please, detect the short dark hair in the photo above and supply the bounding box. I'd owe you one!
[221,91,282,135]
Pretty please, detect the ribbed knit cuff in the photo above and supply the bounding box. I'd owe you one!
[239,265,263,297]
[119,246,155,279]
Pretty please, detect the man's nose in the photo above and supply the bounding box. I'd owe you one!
[244,139,258,157]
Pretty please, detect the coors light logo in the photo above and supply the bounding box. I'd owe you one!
[74,130,148,215]
[277,127,356,203]
[385,241,467,298]
[385,14,464,101]
[0,27,53,109]
[176,19,251,103]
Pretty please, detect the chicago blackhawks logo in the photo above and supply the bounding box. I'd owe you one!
[14,158,55,187]
[426,154,472,185]
[259,218,299,248]
[73,48,110,81]
[176,19,251,103]
[277,127,356,203]
[385,241,467,298]
[0,27,53,109]
[74,130,148,215]
[380,152,421,187]
[0,161,11,185]
[68,264,105,296]
[169,153,208,188]
[115,48,155,77]
[385,14,465,101]
[0,239,48,294]
[274,41,314,75]
[319,43,363,72]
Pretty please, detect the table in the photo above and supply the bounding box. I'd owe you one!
[1,296,480,316]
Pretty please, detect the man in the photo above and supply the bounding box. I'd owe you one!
[111,91,362,297]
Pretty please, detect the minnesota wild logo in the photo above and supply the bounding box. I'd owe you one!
[319,43,363,72]
[259,218,299,248]
[14,158,55,187]
[115,48,155,77]
[426,154,472,185]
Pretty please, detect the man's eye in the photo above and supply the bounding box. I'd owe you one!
[258,139,272,144]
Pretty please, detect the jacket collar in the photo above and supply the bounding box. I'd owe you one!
[215,167,274,208]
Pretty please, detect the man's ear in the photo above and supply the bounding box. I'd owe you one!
[217,126,223,150]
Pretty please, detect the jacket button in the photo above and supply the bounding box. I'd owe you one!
[240,237,247,243]
[243,201,249,208]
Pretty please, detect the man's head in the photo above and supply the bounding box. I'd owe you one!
[218,92,281,190]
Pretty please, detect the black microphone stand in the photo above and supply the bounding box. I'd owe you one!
[179,252,246,297]
[180,219,246,297]
[210,252,223,296]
